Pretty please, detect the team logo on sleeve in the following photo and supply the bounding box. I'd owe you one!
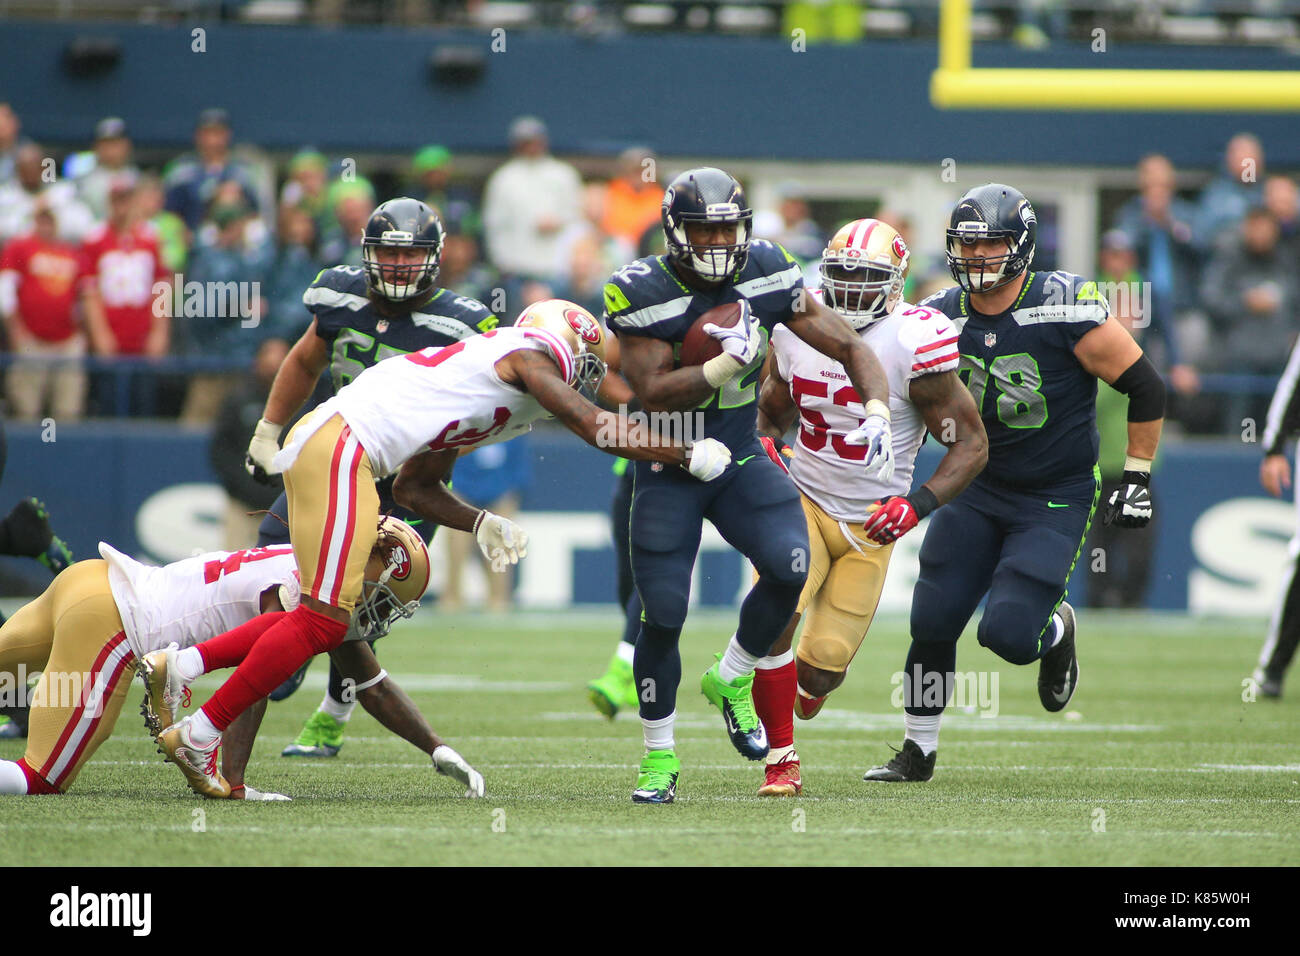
[565,308,602,344]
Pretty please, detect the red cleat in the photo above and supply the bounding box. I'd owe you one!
[795,693,826,720]
[758,758,802,797]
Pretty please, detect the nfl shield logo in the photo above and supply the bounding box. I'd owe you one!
[376,320,390,333]
[651,462,663,473]
[984,331,997,348]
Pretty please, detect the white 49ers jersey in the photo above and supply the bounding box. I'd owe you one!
[275,326,573,478]
[771,297,959,522]
[100,542,300,660]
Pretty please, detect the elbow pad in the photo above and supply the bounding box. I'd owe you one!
[1110,354,1166,423]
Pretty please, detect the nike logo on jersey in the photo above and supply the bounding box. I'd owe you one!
[736,455,756,466]
[1047,502,1069,508]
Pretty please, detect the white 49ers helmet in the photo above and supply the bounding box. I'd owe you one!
[355,516,431,639]
[820,218,910,330]
[514,298,608,400]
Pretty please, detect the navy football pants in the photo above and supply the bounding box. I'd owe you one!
[630,446,808,722]
[904,471,1099,716]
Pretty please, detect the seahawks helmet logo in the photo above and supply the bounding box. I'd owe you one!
[1018,201,1036,229]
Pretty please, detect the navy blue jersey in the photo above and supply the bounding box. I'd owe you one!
[923,270,1110,489]
[304,265,498,392]
[603,240,804,451]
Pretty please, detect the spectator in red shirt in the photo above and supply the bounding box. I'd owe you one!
[80,175,170,416]
[1,202,86,421]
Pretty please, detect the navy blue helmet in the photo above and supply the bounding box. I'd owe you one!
[945,183,1036,294]
[362,198,444,301]
[661,167,753,282]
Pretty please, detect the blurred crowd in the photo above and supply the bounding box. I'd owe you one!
[0,100,1295,440]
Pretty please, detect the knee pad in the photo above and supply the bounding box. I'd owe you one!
[638,585,688,633]
[910,581,963,646]
[976,601,1041,666]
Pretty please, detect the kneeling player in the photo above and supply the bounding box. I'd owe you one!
[753,218,987,795]
[0,521,476,797]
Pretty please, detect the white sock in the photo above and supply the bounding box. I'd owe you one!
[615,640,635,665]
[718,635,761,683]
[0,759,28,795]
[903,713,942,755]
[190,708,221,746]
[642,711,675,752]
[767,744,797,766]
[175,646,205,683]
[320,693,355,723]
[756,649,794,670]
[1047,613,1065,649]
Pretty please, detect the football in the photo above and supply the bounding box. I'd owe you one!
[679,302,744,367]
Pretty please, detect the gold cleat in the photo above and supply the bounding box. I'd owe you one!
[138,643,189,739]
[157,715,231,799]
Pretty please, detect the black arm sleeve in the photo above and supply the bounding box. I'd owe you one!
[1109,354,1166,424]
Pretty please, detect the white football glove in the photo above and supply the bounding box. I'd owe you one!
[844,410,896,484]
[703,300,761,368]
[473,510,528,573]
[245,418,283,483]
[433,744,485,798]
[240,784,292,801]
[685,438,732,481]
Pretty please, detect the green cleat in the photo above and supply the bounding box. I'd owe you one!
[700,653,769,761]
[632,749,679,803]
[586,654,639,719]
[281,709,345,758]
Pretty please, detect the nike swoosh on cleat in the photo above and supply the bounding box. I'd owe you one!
[1047,502,1069,508]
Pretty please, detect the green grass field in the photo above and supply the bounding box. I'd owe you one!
[3,609,1298,866]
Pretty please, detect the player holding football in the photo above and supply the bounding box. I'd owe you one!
[864,184,1164,782]
[752,217,987,796]
[154,298,731,797]
[605,168,895,803]
[244,198,497,760]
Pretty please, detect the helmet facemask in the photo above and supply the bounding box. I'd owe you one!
[363,234,441,302]
[820,256,905,330]
[352,520,428,639]
[667,208,752,282]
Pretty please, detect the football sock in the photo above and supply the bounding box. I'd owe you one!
[719,634,761,684]
[1047,613,1065,649]
[904,713,942,756]
[902,638,958,717]
[633,621,681,721]
[175,646,206,684]
[202,605,348,731]
[189,708,221,746]
[642,711,675,752]
[0,759,28,794]
[615,639,635,665]
[754,651,796,756]
[197,611,287,673]
[320,693,355,723]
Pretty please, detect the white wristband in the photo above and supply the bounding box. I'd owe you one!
[864,399,891,422]
[703,353,741,389]
[254,417,282,440]
[1123,455,1153,474]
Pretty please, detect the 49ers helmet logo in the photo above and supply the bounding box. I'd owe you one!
[565,308,601,344]
[389,543,411,580]
[892,234,908,260]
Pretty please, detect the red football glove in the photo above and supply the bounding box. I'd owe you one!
[862,493,935,544]
[759,436,794,475]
